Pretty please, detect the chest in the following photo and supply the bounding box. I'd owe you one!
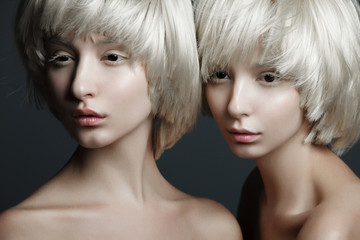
[54,220,196,240]
[25,208,198,240]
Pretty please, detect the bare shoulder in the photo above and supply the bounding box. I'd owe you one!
[0,207,43,240]
[185,197,242,240]
[0,204,65,240]
[298,183,360,240]
[0,208,22,240]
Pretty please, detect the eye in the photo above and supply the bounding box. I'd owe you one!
[53,55,72,62]
[47,53,74,67]
[214,71,229,79]
[102,53,128,65]
[208,71,231,84]
[104,54,123,61]
[257,72,280,86]
[263,73,277,82]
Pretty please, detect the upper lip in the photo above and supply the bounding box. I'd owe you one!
[73,108,104,118]
[228,128,258,135]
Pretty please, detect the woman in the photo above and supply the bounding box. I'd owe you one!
[195,0,360,239]
[0,0,242,239]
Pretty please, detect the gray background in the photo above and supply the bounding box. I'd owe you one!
[1,0,359,216]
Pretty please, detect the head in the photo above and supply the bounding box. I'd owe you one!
[195,0,360,155]
[15,0,200,159]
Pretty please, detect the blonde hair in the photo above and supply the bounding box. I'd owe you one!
[195,0,360,155]
[15,0,201,159]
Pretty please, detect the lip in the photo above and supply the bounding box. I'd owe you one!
[228,128,261,143]
[72,108,105,127]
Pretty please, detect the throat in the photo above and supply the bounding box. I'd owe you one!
[61,141,163,204]
[255,145,319,214]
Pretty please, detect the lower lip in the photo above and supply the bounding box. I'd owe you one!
[230,133,260,143]
[74,116,105,127]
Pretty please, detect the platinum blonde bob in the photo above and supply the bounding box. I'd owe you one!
[195,0,360,155]
[15,0,201,159]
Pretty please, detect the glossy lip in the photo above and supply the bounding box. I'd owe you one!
[228,128,261,143]
[72,108,105,127]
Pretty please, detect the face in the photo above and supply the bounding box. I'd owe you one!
[45,34,152,149]
[205,46,306,159]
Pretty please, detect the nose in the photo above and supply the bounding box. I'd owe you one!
[71,57,98,100]
[227,77,254,118]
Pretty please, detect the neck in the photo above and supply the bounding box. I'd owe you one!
[254,124,319,214]
[59,117,171,204]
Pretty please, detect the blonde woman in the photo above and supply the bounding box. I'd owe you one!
[0,0,241,239]
[195,0,360,239]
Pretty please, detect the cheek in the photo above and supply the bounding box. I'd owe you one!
[281,91,301,117]
[106,66,151,111]
[266,89,303,129]
[265,86,300,112]
[205,85,230,117]
[47,68,73,101]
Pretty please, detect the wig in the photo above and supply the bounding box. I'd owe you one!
[195,0,360,155]
[15,0,200,159]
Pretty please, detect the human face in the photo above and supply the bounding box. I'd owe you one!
[205,46,305,159]
[45,34,152,149]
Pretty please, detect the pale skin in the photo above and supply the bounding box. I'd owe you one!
[0,35,242,240]
[206,45,360,240]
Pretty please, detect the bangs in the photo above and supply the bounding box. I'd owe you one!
[40,0,150,58]
[196,0,275,81]
[264,0,360,120]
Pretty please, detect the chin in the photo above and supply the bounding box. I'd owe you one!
[228,144,266,160]
[72,133,115,149]
[78,142,106,149]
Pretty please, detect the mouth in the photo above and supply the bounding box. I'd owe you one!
[72,108,105,126]
[228,128,261,143]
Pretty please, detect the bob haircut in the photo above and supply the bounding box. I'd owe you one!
[15,0,200,159]
[195,0,360,155]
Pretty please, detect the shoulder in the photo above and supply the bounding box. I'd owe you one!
[0,205,63,240]
[298,183,360,240]
[297,208,359,240]
[185,197,242,240]
[0,207,38,240]
[0,208,21,240]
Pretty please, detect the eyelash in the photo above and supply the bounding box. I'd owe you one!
[208,71,230,84]
[48,54,74,67]
[47,52,128,67]
[257,72,280,86]
[208,71,280,86]
[101,53,127,65]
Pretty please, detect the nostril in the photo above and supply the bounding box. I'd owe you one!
[71,78,97,100]
[70,58,98,99]
[228,93,252,118]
